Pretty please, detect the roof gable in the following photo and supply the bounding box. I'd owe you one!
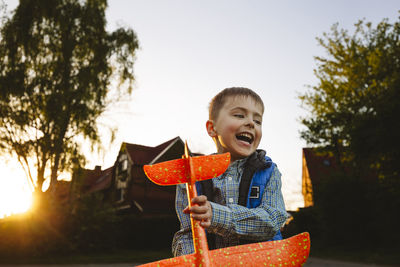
[123,136,184,165]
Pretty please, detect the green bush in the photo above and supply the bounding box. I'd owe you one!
[115,214,179,250]
[66,193,121,252]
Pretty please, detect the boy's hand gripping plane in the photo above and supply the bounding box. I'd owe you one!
[142,142,310,267]
[143,141,228,266]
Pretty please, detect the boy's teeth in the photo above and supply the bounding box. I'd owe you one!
[236,133,253,144]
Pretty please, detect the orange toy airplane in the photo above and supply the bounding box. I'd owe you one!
[141,142,310,267]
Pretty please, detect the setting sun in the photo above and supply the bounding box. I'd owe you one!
[0,160,33,219]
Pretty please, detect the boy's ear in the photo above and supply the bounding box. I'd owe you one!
[206,120,217,137]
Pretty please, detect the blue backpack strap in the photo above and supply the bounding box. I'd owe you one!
[270,230,283,240]
[196,179,214,202]
[195,179,217,249]
[238,150,270,206]
[247,156,282,241]
[195,181,202,196]
[247,156,274,208]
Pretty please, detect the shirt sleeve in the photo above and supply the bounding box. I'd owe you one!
[208,166,289,241]
[171,184,195,256]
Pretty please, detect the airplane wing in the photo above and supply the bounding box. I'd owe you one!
[138,232,310,267]
[143,153,230,186]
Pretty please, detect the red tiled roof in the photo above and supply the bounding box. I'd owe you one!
[86,166,113,194]
[123,136,182,165]
[81,166,113,194]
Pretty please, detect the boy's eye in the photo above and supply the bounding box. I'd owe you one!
[233,114,244,118]
[254,119,262,125]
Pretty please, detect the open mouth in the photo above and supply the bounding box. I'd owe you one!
[236,132,254,144]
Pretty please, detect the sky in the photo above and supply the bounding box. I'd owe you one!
[1,0,399,214]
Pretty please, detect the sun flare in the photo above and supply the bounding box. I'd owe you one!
[0,161,33,219]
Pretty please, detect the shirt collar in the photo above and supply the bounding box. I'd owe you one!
[230,157,247,169]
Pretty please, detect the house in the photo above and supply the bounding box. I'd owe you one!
[67,165,114,202]
[113,136,186,214]
[301,148,338,207]
[72,136,187,216]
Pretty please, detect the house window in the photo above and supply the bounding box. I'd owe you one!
[118,160,128,181]
[116,188,124,202]
[323,159,330,166]
[118,158,128,173]
[117,154,129,181]
[122,159,128,170]
[116,154,130,202]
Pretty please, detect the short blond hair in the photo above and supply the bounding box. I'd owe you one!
[209,87,264,121]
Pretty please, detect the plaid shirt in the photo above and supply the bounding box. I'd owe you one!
[172,156,289,256]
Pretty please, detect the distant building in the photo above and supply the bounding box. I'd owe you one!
[113,136,185,214]
[71,136,187,216]
[302,148,338,207]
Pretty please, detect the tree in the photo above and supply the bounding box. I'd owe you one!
[299,15,400,180]
[0,1,6,24]
[0,0,138,195]
[299,15,400,249]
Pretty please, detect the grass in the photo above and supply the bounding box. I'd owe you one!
[1,244,399,266]
[310,244,400,266]
[0,249,173,265]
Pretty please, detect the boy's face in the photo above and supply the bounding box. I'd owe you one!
[207,96,263,162]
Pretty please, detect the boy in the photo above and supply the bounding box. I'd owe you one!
[172,87,289,256]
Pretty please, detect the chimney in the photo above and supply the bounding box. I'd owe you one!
[94,165,101,171]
